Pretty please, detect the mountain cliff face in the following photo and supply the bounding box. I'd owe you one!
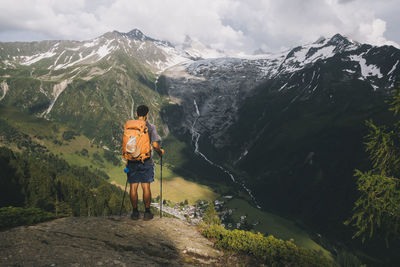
[162,34,399,151]
[159,34,400,245]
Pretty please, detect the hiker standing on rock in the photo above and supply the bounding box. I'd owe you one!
[122,105,164,220]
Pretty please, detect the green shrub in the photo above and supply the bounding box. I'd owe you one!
[62,130,78,141]
[53,139,62,145]
[201,224,332,267]
[51,124,59,133]
[336,250,365,267]
[92,152,104,163]
[93,169,110,180]
[0,206,56,229]
[103,150,121,166]
[80,148,89,157]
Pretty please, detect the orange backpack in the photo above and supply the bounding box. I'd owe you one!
[122,120,151,162]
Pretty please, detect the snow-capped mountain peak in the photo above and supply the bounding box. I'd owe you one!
[327,33,350,45]
[126,28,147,41]
[177,35,228,60]
[278,33,361,73]
[313,36,326,45]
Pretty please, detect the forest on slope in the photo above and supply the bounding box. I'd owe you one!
[0,145,131,227]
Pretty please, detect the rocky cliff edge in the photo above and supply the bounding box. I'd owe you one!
[0,215,226,266]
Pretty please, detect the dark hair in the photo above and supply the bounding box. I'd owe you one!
[137,105,149,117]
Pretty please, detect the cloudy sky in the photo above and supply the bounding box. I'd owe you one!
[0,0,399,53]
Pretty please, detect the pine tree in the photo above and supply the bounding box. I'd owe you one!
[203,202,221,225]
[345,87,400,245]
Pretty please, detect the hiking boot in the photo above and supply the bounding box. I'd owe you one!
[143,211,153,221]
[131,210,139,220]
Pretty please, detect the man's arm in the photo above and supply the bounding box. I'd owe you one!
[152,142,165,157]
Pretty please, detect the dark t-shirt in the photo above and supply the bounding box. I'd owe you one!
[143,122,161,165]
[146,122,161,144]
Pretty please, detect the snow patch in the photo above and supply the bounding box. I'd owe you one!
[156,45,192,73]
[371,83,379,91]
[39,83,46,95]
[287,45,336,71]
[235,149,248,163]
[137,42,145,51]
[305,45,335,63]
[349,54,383,79]
[42,79,72,116]
[50,50,66,69]
[96,39,116,60]
[0,81,9,101]
[65,47,80,51]
[20,49,57,65]
[388,60,399,76]
[2,60,14,67]
[55,51,94,69]
[83,38,99,48]
[279,82,288,91]
[344,69,356,74]
[55,40,116,69]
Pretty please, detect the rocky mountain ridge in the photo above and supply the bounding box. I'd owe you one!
[163,33,400,151]
[0,28,224,75]
[2,30,397,151]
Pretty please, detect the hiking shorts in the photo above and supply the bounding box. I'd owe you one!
[126,160,155,184]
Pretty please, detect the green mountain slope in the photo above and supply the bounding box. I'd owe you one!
[0,30,185,150]
[0,105,218,204]
[0,146,130,219]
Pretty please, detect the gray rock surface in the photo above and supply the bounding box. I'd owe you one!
[0,215,222,266]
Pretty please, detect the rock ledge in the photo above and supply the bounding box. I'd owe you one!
[0,215,222,266]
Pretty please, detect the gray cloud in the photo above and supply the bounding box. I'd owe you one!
[0,0,398,53]
[338,0,356,4]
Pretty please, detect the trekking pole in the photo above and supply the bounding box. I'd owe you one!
[120,167,130,216]
[160,156,163,218]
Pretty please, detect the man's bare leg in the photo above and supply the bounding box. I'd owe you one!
[129,183,140,220]
[129,183,139,209]
[141,183,152,209]
[141,183,153,220]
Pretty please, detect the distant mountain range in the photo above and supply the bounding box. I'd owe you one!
[1,29,400,261]
[1,29,398,150]
[164,33,399,148]
[0,29,232,149]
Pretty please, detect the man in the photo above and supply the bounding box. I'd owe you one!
[124,105,164,220]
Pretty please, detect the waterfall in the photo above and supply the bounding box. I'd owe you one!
[190,99,261,209]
